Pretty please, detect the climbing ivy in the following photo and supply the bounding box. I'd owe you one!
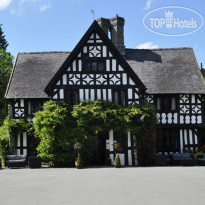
[33,100,156,166]
[0,100,157,167]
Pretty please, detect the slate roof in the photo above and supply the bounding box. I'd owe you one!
[5,52,70,99]
[5,47,205,99]
[125,47,205,94]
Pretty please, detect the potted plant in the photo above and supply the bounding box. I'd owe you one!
[75,153,83,169]
[74,142,83,169]
[114,153,121,168]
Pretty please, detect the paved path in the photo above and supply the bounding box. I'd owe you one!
[0,167,204,205]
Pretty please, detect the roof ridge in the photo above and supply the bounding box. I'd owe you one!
[126,47,192,51]
[18,51,71,54]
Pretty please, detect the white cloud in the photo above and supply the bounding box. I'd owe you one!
[0,0,13,10]
[136,42,158,49]
[9,0,51,14]
[144,0,153,10]
[39,1,51,12]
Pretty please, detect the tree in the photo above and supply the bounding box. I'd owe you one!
[0,25,13,125]
[0,25,8,50]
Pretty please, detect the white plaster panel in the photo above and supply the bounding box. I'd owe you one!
[180,129,183,153]
[122,73,127,85]
[110,154,114,165]
[119,154,125,166]
[197,116,202,124]
[97,89,101,99]
[109,130,114,151]
[109,52,112,57]
[128,150,132,166]
[118,65,123,71]
[156,113,160,124]
[189,130,193,145]
[79,60,82,71]
[194,133,198,144]
[23,149,27,155]
[191,95,195,103]
[103,46,106,57]
[96,33,100,39]
[80,89,84,102]
[161,113,166,124]
[56,80,60,85]
[87,40,94,43]
[135,93,139,99]
[17,149,20,155]
[53,94,57,99]
[128,89,132,99]
[173,113,178,124]
[128,131,131,147]
[15,102,18,107]
[167,113,172,124]
[83,46,87,53]
[180,115,184,124]
[23,132,27,146]
[108,89,112,101]
[129,78,135,85]
[20,99,24,107]
[85,89,89,100]
[184,129,187,145]
[60,89,64,99]
[112,59,116,71]
[73,60,76,71]
[191,116,196,124]
[63,74,67,85]
[106,60,110,71]
[185,116,190,124]
[103,89,106,101]
[90,89,95,101]
[17,134,20,147]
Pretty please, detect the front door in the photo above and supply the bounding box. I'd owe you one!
[90,132,107,165]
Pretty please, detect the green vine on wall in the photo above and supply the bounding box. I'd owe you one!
[0,100,157,166]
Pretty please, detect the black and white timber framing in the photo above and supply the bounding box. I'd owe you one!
[5,16,205,166]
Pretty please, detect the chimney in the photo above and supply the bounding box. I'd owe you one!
[97,15,125,55]
[201,63,205,78]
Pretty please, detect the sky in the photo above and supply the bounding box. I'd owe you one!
[0,0,204,67]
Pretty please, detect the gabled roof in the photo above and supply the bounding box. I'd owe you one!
[5,52,70,99]
[125,47,205,94]
[44,20,146,94]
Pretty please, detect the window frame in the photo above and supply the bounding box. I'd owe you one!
[83,59,106,73]
[65,90,80,106]
[112,89,127,106]
[156,129,180,153]
[156,95,177,112]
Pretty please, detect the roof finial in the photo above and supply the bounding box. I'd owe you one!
[91,10,95,21]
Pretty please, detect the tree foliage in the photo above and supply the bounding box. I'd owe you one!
[0,25,8,50]
[32,100,156,167]
[0,24,13,125]
[0,116,10,159]
[33,101,91,167]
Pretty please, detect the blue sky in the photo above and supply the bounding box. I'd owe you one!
[0,0,204,67]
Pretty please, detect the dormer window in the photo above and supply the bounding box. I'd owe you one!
[83,61,105,72]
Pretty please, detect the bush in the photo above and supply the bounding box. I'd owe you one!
[0,117,10,161]
[33,101,91,167]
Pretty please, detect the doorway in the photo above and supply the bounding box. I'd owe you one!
[90,132,107,165]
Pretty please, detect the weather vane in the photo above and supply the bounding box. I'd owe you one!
[91,10,95,21]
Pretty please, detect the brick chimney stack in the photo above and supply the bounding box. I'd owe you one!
[97,15,125,55]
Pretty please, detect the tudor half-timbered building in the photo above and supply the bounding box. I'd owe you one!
[5,15,205,166]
